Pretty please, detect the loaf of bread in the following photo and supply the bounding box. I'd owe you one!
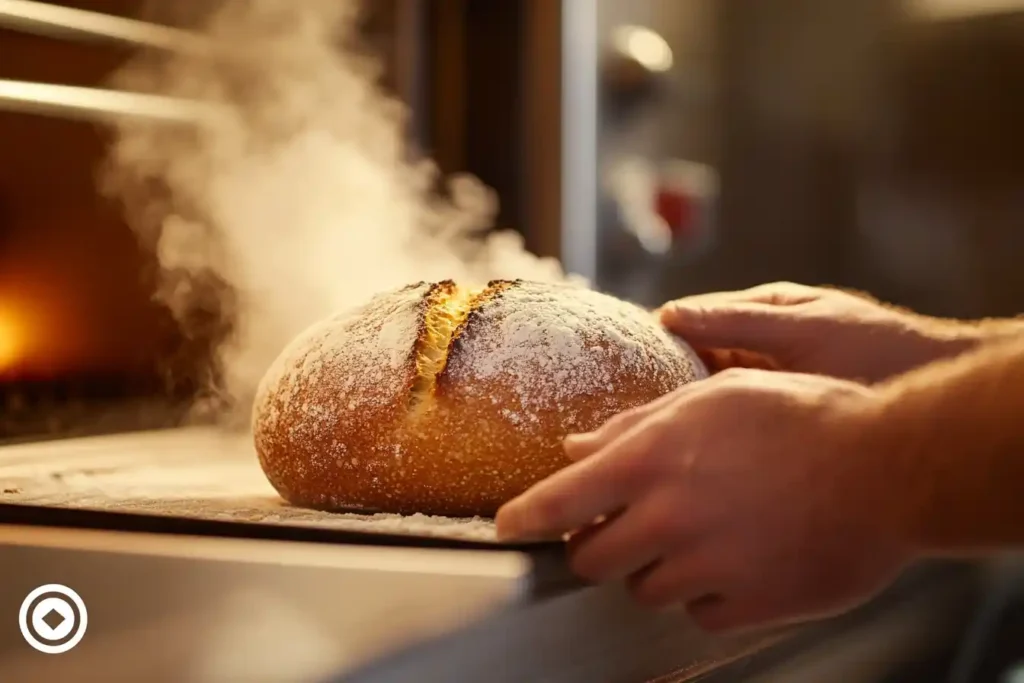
[252,279,707,517]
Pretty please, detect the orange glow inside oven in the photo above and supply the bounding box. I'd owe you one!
[0,283,74,379]
[0,301,29,372]
[0,210,174,383]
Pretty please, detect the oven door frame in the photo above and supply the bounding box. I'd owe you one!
[413,0,599,281]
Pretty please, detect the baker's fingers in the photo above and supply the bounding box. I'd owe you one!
[697,348,782,374]
[567,491,693,582]
[658,301,814,363]
[564,382,702,461]
[564,510,620,561]
[656,283,817,312]
[564,398,669,461]
[656,281,821,349]
[496,411,673,542]
[626,551,721,609]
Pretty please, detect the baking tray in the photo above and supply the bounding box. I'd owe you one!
[0,426,553,551]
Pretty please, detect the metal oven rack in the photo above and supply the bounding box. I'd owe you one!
[0,0,216,123]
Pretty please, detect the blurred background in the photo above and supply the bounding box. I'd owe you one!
[1,0,1024,443]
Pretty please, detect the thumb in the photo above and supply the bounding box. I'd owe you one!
[658,301,806,359]
[564,381,701,461]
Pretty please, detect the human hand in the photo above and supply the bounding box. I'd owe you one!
[495,368,914,634]
[657,282,974,384]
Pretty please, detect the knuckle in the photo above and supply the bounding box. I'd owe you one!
[624,447,670,489]
[531,489,571,528]
[567,546,608,583]
[751,281,815,306]
[647,500,690,542]
[628,576,672,609]
[602,407,638,432]
[715,367,748,383]
[613,430,671,486]
[763,280,806,295]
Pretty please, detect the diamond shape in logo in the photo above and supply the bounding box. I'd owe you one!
[42,608,66,631]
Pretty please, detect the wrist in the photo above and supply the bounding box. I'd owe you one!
[865,356,987,558]
[863,316,978,384]
[855,336,1024,557]
[908,317,983,367]
[840,388,933,560]
[917,315,1024,361]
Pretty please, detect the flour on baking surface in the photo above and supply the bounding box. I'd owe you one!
[1,493,500,543]
[0,427,503,542]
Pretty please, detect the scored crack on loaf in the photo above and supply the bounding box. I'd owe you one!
[252,279,708,517]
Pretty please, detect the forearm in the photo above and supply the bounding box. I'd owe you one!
[874,336,1024,555]
[900,311,1024,370]
[853,290,1024,379]
[938,314,1024,349]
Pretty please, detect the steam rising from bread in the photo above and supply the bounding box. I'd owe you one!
[101,0,578,423]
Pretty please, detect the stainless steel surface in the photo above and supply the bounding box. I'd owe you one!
[0,519,794,683]
[334,562,984,683]
[0,0,210,53]
[560,0,600,282]
[337,583,780,683]
[0,516,987,683]
[0,524,530,683]
[0,79,220,124]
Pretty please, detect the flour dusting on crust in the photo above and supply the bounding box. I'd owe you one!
[254,282,429,437]
[446,281,706,417]
[252,279,708,516]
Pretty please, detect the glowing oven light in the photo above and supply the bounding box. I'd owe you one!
[0,302,32,374]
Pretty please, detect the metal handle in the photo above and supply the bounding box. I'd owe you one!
[0,0,217,124]
[0,0,210,53]
[0,79,221,125]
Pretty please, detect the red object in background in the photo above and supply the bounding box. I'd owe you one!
[655,186,697,240]
[652,160,718,249]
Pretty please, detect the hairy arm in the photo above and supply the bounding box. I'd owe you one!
[875,335,1024,555]
[659,282,1024,382]
[836,286,1024,364]
[949,315,1024,348]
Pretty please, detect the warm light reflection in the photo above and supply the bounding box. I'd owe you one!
[909,0,1024,21]
[0,292,69,377]
[611,25,674,73]
[0,302,29,373]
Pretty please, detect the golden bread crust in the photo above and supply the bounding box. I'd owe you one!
[253,279,707,517]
